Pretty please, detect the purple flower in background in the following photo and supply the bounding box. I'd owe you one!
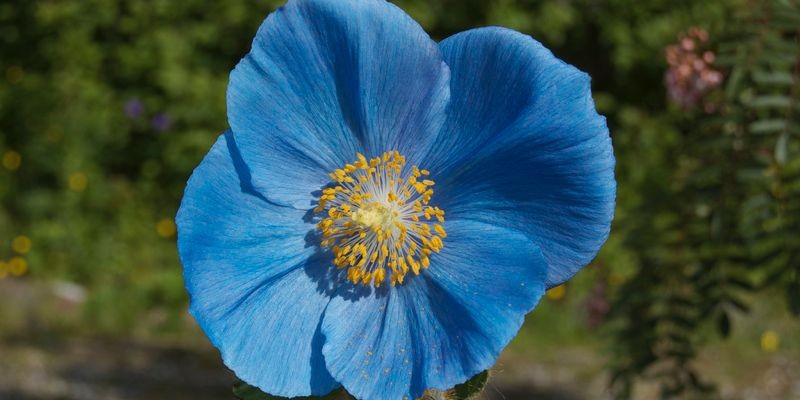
[124,98,145,119]
[151,113,172,132]
[664,27,723,111]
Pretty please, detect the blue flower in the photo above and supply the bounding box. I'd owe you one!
[176,0,615,399]
[123,98,144,119]
[152,112,172,132]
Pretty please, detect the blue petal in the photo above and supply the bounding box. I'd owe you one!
[320,220,546,400]
[176,132,338,397]
[227,0,450,208]
[428,27,615,288]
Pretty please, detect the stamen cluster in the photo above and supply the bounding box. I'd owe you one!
[314,151,446,287]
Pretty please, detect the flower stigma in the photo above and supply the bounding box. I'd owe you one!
[314,151,445,288]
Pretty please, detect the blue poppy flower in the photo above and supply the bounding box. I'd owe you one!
[176,0,615,399]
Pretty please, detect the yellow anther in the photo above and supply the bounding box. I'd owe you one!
[398,257,409,273]
[430,236,443,252]
[361,270,372,285]
[348,267,361,282]
[315,151,445,288]
[410,258,421,275]
[373,268,386,287]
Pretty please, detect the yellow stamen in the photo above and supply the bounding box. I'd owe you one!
[314,151,446,287]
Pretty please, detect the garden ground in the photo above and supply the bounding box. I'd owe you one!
[1,280,798,400]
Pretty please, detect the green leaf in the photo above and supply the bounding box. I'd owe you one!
[775,132,789,165]
[725,295,751,313]
[727,276,756,292]
[725,66,746,99]
[789,280,800,317]
[770,17,800,31]
[717,311,731,338]
[753,70,795,86]
[420,370,490,400]
[233,381,353,400]
[750,95,793,109]
[451,370,490,400]
[749,119,787,134]
[736,167,768,182]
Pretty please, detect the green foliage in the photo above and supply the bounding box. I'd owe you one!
[0,0,284,334]
[606,0,800,398]
[720,0,800,306]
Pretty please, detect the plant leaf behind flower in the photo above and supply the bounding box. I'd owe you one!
[449,370,490,400]
[233,370,489,400]
[418,370,491,400]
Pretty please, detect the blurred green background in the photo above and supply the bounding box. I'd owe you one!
[2,0,799,399]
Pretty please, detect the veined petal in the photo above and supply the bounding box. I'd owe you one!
[431,27,616,288]
[321,220,546,400]
[177,133,338,397]
[227,0,450,208]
